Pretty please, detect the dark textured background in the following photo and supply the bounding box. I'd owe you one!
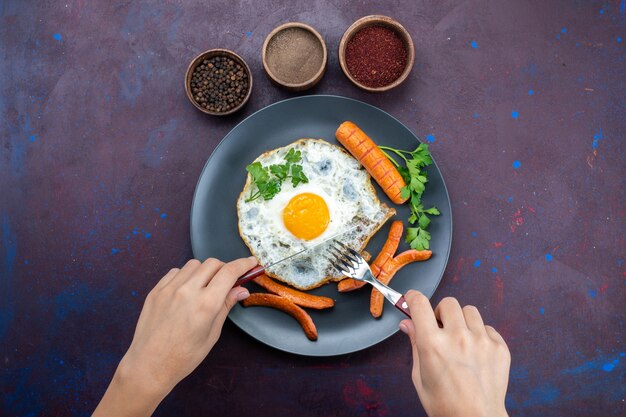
[1,1,624,416]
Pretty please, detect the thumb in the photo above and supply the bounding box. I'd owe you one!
[227,286,250,309]
[400,319,422,390]
[216,286,249,323]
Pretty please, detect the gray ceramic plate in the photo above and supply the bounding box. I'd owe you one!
[190,95,452,356]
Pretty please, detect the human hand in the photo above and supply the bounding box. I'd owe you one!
[93,257,256,417]
[399,291,510,417]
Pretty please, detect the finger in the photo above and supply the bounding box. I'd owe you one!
[399,319,422,390]
[206,257,258,296]
[215,286,250,325]
[168,259,202,288]
[405,290,438,340]
[485,325,507,346]
[154,268,180,290]
[187,258,225,288]
[462,305,486,333]
[434,297,466,329]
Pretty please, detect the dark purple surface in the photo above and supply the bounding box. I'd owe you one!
[1,0,624,416]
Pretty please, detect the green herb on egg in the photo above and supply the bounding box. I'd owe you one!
[245,148,309,202]
[378,143,440,250]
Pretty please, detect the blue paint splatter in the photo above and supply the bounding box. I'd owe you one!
[505,255,511,260]
[145,232,151,239]
[511,110,519,119]
[24,259,29,265]
[53,33,62,41]
[28,135,36,142]
[131,291,137,297]
[588,289,597,298]
[528,89,534,95]
[539,307,545,315]
[599,8,605,14]
[470,40,478,49]
[618,37,623,43]
[492,267,497,273]
[132,229,138,235]
[507,196,513,203]
[474,259,481,268]
[426,134,435,143]
[473,113,479,118]
[563,354,623,374]
[621,0,625,16]
[561,27,567,34]
[245,31,252,37]
[471,231,477,237]
[546,253,553,261]
[160,213,167,218]
[602,362,616,372]
[512,160,521,169]
[592,128,602,149]
[111,248,120,254]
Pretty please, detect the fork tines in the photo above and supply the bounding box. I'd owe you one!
[327,240,362,275]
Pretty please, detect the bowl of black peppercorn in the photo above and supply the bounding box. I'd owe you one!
[185,49,253,116]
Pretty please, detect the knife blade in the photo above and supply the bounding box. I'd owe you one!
[233,225,359,287]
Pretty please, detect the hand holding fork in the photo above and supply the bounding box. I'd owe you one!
[327,240,411,318]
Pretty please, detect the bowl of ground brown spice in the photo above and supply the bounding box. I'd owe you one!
[262,22,327,91]
[339,15,415,92]
[185,49,253,116]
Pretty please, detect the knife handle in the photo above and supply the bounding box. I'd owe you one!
[234,265,265,287]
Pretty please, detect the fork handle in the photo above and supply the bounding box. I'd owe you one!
[394,295,411,318]
[364,271,412,319]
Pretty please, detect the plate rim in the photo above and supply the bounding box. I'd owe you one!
[190,94,453,356]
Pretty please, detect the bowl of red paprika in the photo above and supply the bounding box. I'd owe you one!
[339,15,415,92]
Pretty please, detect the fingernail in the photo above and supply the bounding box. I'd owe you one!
[236,289,250,301]
[248,256,257,262]
[399,321,409,335]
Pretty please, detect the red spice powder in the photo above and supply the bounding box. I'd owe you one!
[345,26,407,88]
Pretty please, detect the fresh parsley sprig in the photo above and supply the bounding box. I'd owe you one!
[245,148,309,202]
[378,143,440,250]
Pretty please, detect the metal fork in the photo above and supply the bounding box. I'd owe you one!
[328,240,411,318]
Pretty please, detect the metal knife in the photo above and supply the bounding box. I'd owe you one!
[233,226,358,287]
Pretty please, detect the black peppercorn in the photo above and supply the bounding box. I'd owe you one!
[189,55,249,113]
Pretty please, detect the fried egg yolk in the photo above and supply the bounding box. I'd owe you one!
[282,193,330,240]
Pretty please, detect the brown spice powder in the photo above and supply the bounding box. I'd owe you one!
[265,27,324,85]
